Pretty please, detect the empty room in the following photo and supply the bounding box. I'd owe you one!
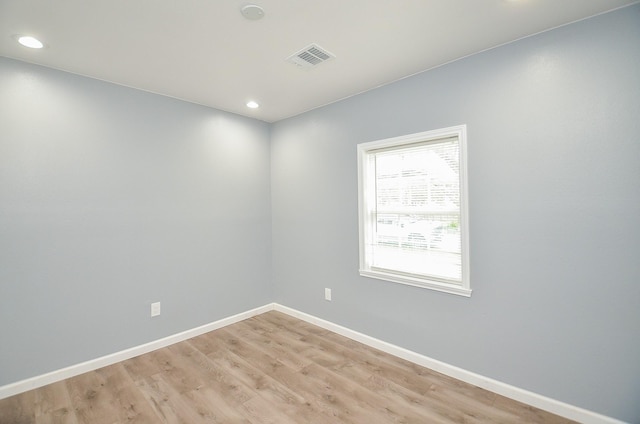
[1,1,639,423]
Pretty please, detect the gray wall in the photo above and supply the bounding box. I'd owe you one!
[0,57,272,386]
[271,5,640,422]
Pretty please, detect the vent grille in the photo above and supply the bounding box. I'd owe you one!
[286,44,335,68]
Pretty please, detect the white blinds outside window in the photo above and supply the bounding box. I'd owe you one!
[358,125,470,296]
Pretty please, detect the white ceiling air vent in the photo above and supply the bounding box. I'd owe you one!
[286,44,335,68]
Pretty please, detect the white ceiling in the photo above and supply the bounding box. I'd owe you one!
[1,0,636,122]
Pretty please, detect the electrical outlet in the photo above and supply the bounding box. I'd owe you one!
[324,288,332,301]
[151,301,161,317]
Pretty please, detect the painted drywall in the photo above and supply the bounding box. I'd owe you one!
[271,5,640,422]
[0,57,272,386]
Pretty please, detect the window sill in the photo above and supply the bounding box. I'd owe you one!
[359,269,472,297]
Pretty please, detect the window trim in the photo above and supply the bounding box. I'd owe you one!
[357,125,471,297]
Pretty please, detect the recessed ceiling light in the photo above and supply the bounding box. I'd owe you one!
[17,35,44,49]
[246,101,259,109]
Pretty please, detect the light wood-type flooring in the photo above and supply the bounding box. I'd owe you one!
[0,311,575,423]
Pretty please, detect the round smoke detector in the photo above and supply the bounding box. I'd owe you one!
[241,4,265,20]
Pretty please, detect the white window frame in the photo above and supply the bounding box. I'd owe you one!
[357,125,471,297]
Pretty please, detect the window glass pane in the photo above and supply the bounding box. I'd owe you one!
[371,139,461,282]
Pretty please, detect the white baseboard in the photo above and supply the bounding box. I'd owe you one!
[273,304,625,424]
[0,303,275,401]
[0,302,624,424]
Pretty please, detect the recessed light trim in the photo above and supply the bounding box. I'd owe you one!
[246,101,259,109]
[17,35,44,49]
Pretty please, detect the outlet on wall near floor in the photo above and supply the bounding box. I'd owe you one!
[151,302,161,317]
[324,288,332,301]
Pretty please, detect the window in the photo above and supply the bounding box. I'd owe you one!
[357,125,470,296]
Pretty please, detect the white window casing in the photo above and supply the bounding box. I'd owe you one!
[357,125,471,297]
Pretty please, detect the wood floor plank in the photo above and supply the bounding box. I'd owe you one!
[132,373,201,424]
[200,340,350,424]
[233,320,454,423]
[258,312,573,423]
[199,343,306,406]
[233,320,315,372]
[33,380,78,424]
[266,316,499,421]
[185,330,228,357]
[167,342,278,424]
[65,363,159,424]
[249,314,462,422]
[0,311,577,423]
[260,313,544,423]
[214,327,384,423]
[126,343,253,422]
[0,389,36,424]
